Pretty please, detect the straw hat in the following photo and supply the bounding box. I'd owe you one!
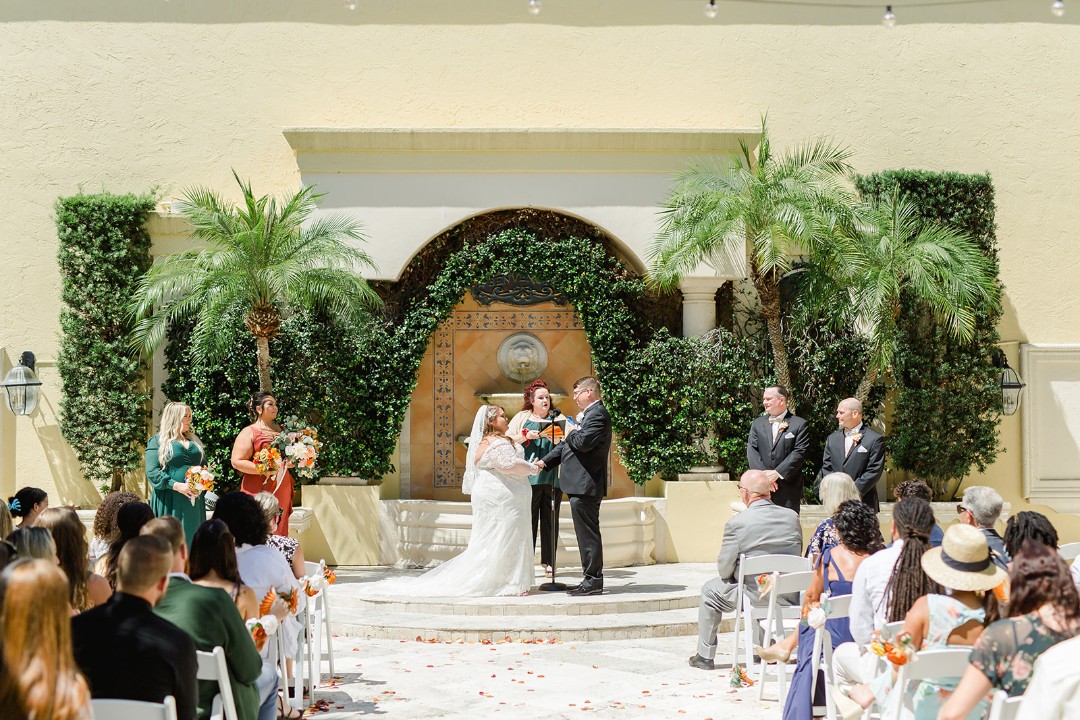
[921,523,1007,592]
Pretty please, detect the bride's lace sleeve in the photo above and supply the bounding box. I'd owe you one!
[485,440,538,476]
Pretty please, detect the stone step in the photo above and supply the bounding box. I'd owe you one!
[333,590,700,617]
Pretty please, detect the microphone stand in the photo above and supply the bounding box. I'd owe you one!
[538,410,567,592]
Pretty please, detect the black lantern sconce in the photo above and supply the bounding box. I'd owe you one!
[992,348,1025,417]
[1,351,42,416]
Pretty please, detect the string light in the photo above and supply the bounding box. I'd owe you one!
[528,0,541,15]
[882,5,896,26]
[705,0,718,19]
[1052,0,1065,17]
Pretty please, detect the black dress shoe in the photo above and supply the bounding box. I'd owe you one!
[687,654,716,670]
[567,586,603,596]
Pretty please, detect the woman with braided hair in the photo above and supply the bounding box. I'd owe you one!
[883,497,941,623]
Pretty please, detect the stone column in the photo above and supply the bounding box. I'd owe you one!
[679,277,725,337]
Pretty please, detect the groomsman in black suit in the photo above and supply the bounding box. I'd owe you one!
[820,397,886,511]
[535,376,611,596]
[747,385,811,513]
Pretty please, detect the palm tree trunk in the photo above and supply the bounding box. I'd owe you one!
[255,335,272,392]
[753,269,791,390]
[855,365,879,405]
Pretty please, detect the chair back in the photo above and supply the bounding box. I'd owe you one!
[739,554,811,580]
[823,593,852,619]
[888,648,972,719]
[880,620,905,641]
[1058,542,1080,563]
[196,646,239,720]
[91,696,178,720]
[987,689,1023,720]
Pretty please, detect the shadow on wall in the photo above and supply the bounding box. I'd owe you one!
[31,394,101,509]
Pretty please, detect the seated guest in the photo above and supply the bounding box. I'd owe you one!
[6,487,48,528]
[781,501,883,720]
[71,535,198,720]
[688,469,802,670]
[1006,510,1058,559]
[0,559,92,720]
[892,478,943,547]
[7,526,57,563]
[1014,633,1080,720]
[144,517,277,720]
[88,491,140,571]
[939,542,1080,720]
[806,472,861,566]
[841,523,1004,716]
[189,519,260,621]
[253,492,306,580]
[102,501,154,589]
[39,507,111,612]
[956,486,1009,570]
[0,502,13,540]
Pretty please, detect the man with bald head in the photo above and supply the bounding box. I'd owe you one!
[689,469,802,670]
[820,397,886,511]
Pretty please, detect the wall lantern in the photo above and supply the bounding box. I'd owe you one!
[992,348,1025,417]
[1,351,42,416]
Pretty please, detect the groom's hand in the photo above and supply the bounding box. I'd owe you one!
[534,460,546,471]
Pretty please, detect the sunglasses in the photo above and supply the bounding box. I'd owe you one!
[275,509,284,520]
[956,504,970,515]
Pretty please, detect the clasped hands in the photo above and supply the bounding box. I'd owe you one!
[763,470,780,492]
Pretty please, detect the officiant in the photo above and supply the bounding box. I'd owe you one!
[508,379,562,579]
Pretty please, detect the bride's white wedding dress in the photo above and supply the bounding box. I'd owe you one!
[371,437,536,597]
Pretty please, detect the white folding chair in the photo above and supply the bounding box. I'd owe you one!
[91,696,178,720]
[303,559,336,691]
[808,593,852,718]
[730,553,811,673]
[1058,542,1080,563]
[879,620,905,641]
[886,647,973,719]
[265,626,289,699]
[756,569,815,700]
[987,690,1024,720]
[196,646,239,720]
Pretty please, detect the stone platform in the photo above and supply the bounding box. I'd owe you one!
[327,563,728,643]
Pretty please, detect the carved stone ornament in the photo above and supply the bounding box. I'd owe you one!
[471,273,568,306]
[496,332,548,383]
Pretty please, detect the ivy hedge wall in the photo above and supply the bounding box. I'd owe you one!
[56,193,155,493]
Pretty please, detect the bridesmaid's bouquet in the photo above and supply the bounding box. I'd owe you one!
[270,416,322,482]
[184,463,217,506]
[253,446,282,475]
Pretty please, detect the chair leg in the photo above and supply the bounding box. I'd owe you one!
[310,600,322,692]
[323,594,335,678]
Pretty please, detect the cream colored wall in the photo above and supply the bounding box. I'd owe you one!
[1,4,1077,527]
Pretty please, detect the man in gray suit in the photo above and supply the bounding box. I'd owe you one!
[689,469,803,670]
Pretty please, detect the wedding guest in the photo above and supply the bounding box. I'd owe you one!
[7,526,57,563]
[0,502,13,539]
[508,379,562,579]
[806,472,861,566]
[819,398,885,511]
[747,385,810,513]
[231,392,293,536]
[892,478,943,547]
[147,401,208,547]
[1005,510,1058,559]
[1014,634,1080,720]
[72,535,199,720]
[939,542,1080,720]
[189,519,259,621]
[89,491,140,572]
[38,508,111,612]
[688,469,802,670]
[145,517,276,720]
[254,492,306,580]
[956,486,1009,570]
[103,501,154,590]
[0,559,92,720]
[6,487,48,528]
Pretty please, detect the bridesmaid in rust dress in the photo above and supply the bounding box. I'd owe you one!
[230,391,293,536]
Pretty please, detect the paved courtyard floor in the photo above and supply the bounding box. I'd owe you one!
[305,634,777,719]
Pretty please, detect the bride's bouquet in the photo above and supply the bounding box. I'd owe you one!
[270,416,322,482]
[184,463,217,506]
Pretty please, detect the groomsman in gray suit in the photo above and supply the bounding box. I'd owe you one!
[820,397,886,512]
[689,469,802,670]
[747,385,811,513]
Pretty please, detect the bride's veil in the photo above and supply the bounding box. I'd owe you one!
[460,404,489,495]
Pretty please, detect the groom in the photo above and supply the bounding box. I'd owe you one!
[535,376,611,596]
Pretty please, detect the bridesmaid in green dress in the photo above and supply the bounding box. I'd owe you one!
[145,401,206,546]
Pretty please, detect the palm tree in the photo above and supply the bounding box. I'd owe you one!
[837,186,1000,403]
[648,117,854,390]
[130,171,381,392]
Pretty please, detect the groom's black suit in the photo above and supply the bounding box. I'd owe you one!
[540,400,611,592]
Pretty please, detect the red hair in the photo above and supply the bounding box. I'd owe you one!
[522,380,549,411]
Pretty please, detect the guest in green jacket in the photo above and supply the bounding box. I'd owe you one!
[145,516,276,720]
[146,402,206,546]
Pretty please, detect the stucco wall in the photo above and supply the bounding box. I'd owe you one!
[1,3,1076,527]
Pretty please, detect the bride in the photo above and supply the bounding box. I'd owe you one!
[371,404,539,597]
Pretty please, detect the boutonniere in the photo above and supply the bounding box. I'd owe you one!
[850,431,862,445]
[778,421,789,433]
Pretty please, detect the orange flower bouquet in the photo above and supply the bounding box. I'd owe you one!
[184,464,216,507]
[245,615,280,652]
[270,416,322,482]
[870,631,915,667]
[253,446,282,475]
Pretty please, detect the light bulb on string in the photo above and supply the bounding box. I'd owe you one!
[528,0,542,15]
[704,0,718,19]
[1052,0,1065,17]
[882,5,896,27]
